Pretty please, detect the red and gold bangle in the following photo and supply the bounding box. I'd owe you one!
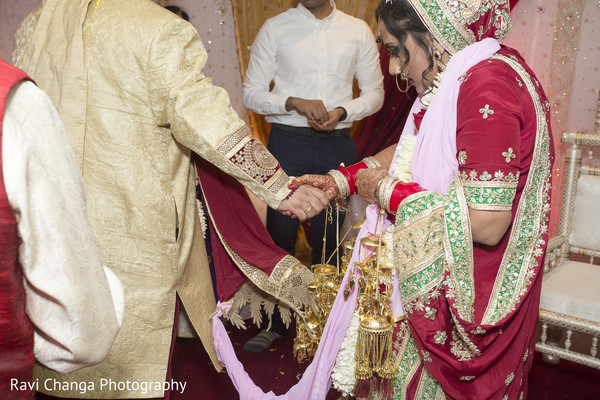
[327,157,382,200]
[377,177,423,214]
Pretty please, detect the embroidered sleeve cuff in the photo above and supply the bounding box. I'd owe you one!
[461,180,518,211]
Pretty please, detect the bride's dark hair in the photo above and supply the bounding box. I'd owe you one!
[375,0,435,86]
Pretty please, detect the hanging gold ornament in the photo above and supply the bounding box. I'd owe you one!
[352,209,397,400]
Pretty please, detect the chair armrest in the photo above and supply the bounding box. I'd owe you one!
[547,235,567,254]
[543,235,567,273]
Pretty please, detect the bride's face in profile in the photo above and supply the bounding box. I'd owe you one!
[379,22,439,95]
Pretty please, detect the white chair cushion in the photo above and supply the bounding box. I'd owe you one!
[540,260,600,322]
[570,174,600,252]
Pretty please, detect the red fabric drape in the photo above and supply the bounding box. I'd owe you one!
[195,156,290,301]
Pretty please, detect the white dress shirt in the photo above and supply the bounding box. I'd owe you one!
[2,80,124,373]
[243,1,384,128]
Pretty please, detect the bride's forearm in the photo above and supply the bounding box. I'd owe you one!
[373,145,396,170]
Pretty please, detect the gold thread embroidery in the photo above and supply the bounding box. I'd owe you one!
[479,104,494,119]
[502,148,516,162]
[434,330,448,344]
[505,372,515,385]
[481,54,553,325]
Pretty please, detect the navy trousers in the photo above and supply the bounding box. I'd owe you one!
[266,124,357,265]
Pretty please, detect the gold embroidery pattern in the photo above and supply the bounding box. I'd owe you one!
[505,372,515,385]
[482,54,553,325]
[459,73,472,85]
[393,322,422,400]
[424,307,438,320]
[202,194,314,323]
[449,323,480,362]
[218,126,288,194]
[405,287,443,316]
[471,326,486,335]
[434,330,448,344]
[415,364,445,400]
[407,1,511,54]
[502,148,516,162]
[227,281,293,329]
[479,104,494,119]
[443,175,476,321]
[458,150,467,165]
[407,0,475,54]
[461,170,519,183]
[421,350,433,363]
[218,125,251,156]
[394,192,446,305]
[460,376,475,381]
[449,311,481,361]
[461,171,518,211]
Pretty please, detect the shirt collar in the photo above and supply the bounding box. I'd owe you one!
[296,0,337,24]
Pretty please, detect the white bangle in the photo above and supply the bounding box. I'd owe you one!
[327,169,350,199]
[362,156,381,169]
[378,176,400,214]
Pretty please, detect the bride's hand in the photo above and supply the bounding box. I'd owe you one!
[356,167,388,204]
[289,174,337,201]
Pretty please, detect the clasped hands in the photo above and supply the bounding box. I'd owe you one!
[288,167,389,205]
[277,184,331,221]
[285,98,344,132]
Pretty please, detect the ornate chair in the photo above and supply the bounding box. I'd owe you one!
[536,102,600,369]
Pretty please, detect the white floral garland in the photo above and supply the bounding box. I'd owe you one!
[331,309,361,396]
[390,134,417,184]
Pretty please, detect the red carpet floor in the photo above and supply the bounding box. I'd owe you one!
[169,322,600,400]
[37,321,600,399]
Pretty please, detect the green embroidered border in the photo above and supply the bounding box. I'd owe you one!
[393,324,422,399]
[406,1,511,54]
[394,192,446,306]
[463,183,516,211]
[396,191,444,224]
[407,0,474,54]
[443,174,476,322]
[415,365,444,400]
[481,54,552,325]
[399,257,445,305]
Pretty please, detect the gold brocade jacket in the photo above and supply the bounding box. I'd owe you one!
[13,0,301,397]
